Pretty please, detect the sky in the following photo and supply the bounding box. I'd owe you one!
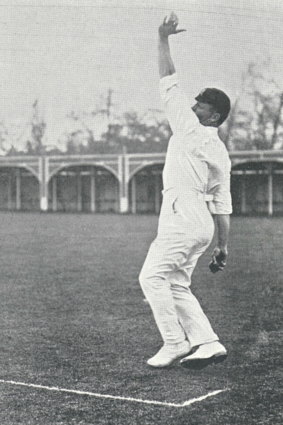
[0,0,283,150]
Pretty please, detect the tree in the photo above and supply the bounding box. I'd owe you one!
[98,109,171,153]
[222,61,283,151]
[66,90,171,154]
[0,121,9,155]
[65,90,114,154]
[24,99,47,155]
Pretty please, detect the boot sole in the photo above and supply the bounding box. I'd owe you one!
[147,349,194,368]
[180,353,228,370]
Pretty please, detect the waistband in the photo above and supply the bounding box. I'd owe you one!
[162,187,214,202]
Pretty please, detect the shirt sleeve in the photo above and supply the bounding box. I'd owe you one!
[159,73,198,135]
[211,161,233,215]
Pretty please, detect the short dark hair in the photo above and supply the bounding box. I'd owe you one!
[195,88,231,126]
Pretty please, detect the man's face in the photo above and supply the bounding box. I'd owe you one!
[191,101,218,126]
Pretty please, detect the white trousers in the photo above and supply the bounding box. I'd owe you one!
[139,190,218,347]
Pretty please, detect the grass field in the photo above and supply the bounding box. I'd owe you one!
[0,212,282,425]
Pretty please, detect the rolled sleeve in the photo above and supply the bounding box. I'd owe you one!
[212,168,233,214]
[159,73,180,102]
[213,189,233,214]
[159,73,198,134]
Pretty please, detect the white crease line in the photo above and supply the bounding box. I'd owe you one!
[0,379,228,408]
[181,389,228,406]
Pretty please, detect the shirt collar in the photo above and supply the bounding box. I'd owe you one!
[205,126,219,136]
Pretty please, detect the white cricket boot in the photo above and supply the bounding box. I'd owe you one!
[147,341,191,368]
[180,341,227,369]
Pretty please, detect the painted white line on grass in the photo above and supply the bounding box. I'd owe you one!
[0,379,228,408]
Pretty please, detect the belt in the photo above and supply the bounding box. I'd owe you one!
[197,193,214,202]
[162,188,214,202]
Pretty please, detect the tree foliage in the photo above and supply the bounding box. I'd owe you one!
[65,108,171,154]
[220,61,283,151]
[1,65,283,157]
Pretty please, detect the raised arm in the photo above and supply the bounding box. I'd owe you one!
[158,13,186,78]
[158,14,198,134]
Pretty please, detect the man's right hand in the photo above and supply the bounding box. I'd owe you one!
[159,12,186,38]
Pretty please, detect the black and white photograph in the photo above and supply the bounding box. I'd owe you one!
[0,1,282,424]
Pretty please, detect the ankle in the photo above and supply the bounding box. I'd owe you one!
[200,340,219,347]
[165,340,189,349]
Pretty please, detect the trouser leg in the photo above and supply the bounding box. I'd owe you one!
[171,285,218,347]
[169,248,218,347]
[139,236,188,345]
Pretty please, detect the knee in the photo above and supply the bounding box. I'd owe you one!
[139,268,148,290]
[171,283,190,293]
[139,266,155,291]
[139,268,164,293]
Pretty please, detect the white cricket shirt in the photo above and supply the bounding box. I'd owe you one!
[160,73,233,215]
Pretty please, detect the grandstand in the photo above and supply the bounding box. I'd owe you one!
[0,150,283,215]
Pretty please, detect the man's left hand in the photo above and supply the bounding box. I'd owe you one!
[209,247,228,273]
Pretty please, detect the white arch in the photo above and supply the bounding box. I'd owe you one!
[128,161,164,182]
[48,162,120,183]
[0,164,40,181]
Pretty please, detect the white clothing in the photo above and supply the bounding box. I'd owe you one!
[139,74,232,347]
[139,232,218,345]
[159,73,232,218]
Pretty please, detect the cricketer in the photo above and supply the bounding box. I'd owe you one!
[139,12,232,369]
